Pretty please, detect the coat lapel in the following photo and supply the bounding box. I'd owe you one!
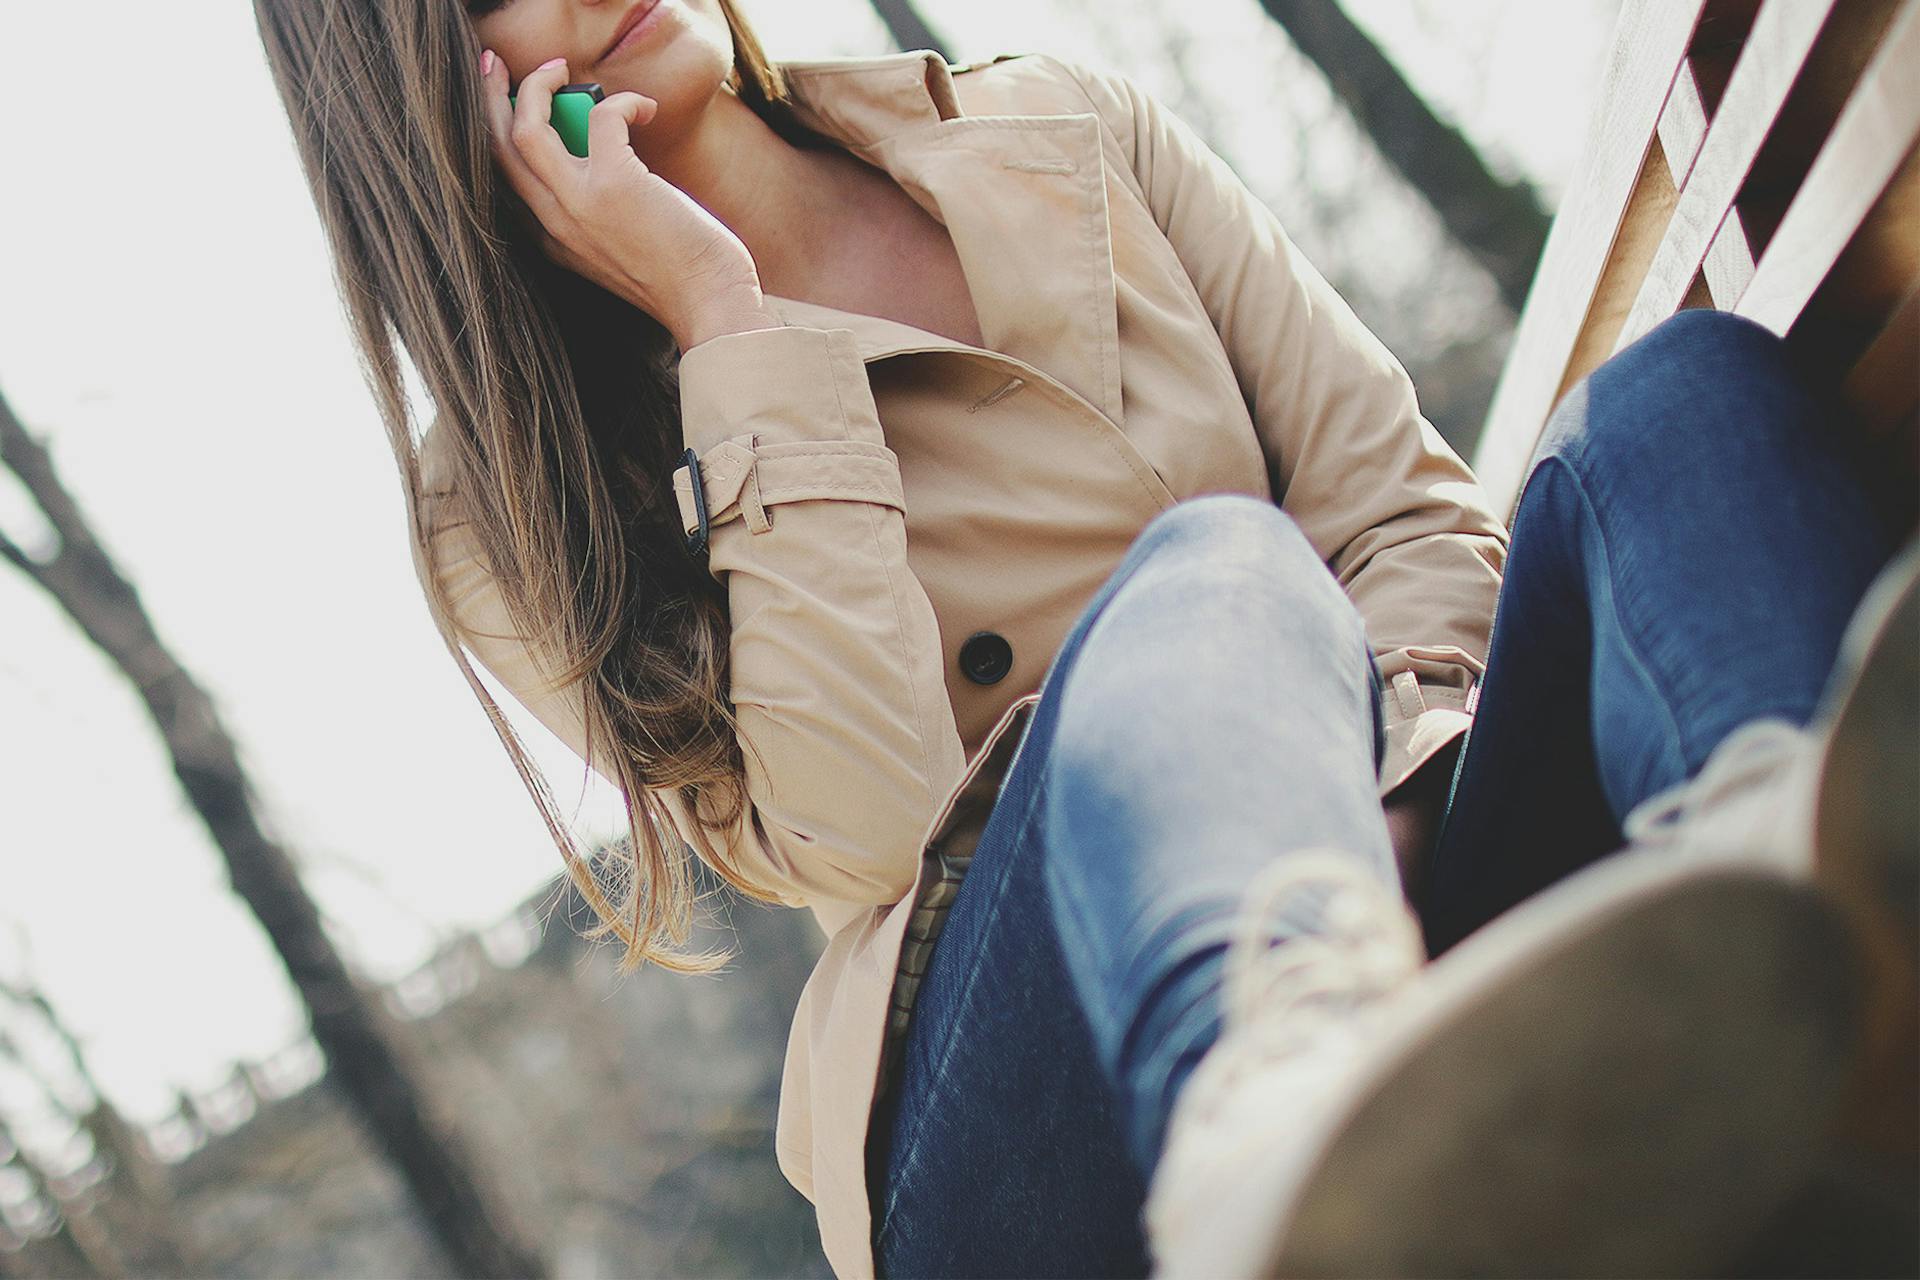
[765,53,1125,426]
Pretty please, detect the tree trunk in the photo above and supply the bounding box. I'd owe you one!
[1252,0,1550,312]
[866,0,950,61]
[0,391,545,1280]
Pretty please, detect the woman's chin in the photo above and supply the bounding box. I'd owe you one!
[601,3,731,90]
[614,67,734,155]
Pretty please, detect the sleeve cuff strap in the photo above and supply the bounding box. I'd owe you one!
[674,437,906,539]
[1375,672,1476,797]
[1379,669,1472,725]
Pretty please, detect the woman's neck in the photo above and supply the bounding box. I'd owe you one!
[641,86,871,296]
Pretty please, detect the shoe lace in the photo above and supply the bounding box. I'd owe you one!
[1620,717,1809,849]
[1221,851,1423,1054]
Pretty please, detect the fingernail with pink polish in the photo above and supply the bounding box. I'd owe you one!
[536,55,566,70]
[480,49,496,75]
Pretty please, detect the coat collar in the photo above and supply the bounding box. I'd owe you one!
[756,52,1125,424]
[771,49,967,146]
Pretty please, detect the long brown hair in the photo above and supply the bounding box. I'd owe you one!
[252,0,829,973]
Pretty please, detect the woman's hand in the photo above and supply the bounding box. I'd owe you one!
[478,51,779,349]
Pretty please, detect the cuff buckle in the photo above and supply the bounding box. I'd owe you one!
[681,447,710,558]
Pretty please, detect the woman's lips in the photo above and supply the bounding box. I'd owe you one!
[602,0,666,63]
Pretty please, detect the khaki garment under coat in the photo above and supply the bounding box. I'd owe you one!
[416,49,1510,1278]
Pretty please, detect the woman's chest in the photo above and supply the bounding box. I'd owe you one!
[837,253,986,353]
[862,274,1273,750]
[777,149,1279,752]
[782,191,988,351]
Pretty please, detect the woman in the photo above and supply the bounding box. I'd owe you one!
[251,1,1912,1276]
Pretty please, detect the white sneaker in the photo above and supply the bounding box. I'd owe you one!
[1619,715,1820,875]
[1144,542,1917,1278]
[1143,850,1423,1279]
[1620,538,1919,1170]
[1616,534,1919,915]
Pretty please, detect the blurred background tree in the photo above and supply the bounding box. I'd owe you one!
[0,390,541,1279]
[1250,0,1550,312]
[0,0,1619,1274]
[868,0,949,56]
[866,0,1551,313]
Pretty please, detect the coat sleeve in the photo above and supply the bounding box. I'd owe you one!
[414,324,967,912]
[1051,55,1511,796]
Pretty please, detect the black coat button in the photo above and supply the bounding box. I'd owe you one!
[959,631,1014,685]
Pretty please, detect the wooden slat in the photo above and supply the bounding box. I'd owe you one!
[1661,0,1757,174]
[1617,0,1838,349]
[1659,59,1764,306]
[1735,0,1920,333]
[1659,58,1713,183]
[1741,0,1907,214]
[1473,0,1708,515]
[1699,206,1759,304]
[1788,137,1920,378]
[1556,138,1682,398]
[1697,0,1904,307]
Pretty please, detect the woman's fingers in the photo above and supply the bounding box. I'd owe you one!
[585,92,658,173]
[478,49,519,166]
[479,50,560,216]
[471,50,746,316]
[508,56,579,190]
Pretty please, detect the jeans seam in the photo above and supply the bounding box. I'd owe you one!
[878,518,1178,1249]
[877,516,1180,1247]
[874,751,1057,1249]
[876,499,1362,1252]
[1544,450,1695,785]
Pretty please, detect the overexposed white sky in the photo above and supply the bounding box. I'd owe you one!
[0,0,1617,1136]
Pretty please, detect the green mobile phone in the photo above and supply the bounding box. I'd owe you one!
[506,82,604,158]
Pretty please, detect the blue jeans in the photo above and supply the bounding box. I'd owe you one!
[867,311,1900,1279]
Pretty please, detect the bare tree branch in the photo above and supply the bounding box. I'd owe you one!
[1252,0,1550,312]
[866,0,951,60]
[0,976,193,1273]
[0,387,545,1279]
[0,527,45,587]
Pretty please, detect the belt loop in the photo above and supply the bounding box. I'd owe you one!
[1390,670,1427,720]
[741,433,772,533]
[681,447,710,558]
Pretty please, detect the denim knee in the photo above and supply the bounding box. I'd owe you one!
[1533,309,1811,480]
[1133,491,1281,551]
[1130,493,1310,576]
[1108,494,1371,671]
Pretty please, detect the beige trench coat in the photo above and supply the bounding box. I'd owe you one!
[416,48,1509,1278]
